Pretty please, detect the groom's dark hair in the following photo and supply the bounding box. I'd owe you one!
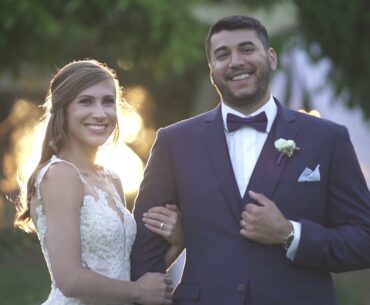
[205,15,270,62]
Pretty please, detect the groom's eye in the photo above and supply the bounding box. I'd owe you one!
[215,51,229,60]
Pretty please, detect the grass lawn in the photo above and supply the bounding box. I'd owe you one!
[1,230,369,305]
[334,270,370,305]
[0,241,50,305]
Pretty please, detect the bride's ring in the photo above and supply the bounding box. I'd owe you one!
[160,222,165,230]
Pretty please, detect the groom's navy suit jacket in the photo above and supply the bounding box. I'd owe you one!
[131,99,370,305]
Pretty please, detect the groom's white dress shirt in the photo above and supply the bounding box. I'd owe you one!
[221,96,301,260]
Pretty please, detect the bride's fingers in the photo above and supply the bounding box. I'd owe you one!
[165,204,180,212]
[143,211,167,223]
[144,211,178,227]
[142,217,163,228]
[147,206,175,217]
[164,275,173,286]
[146,216,171,230]
[164,297,172,305]
[143,222,168,237]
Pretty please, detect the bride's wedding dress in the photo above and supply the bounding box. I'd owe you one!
[33,156,137,305]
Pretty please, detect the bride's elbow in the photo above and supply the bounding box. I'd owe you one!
[54,273,81,298]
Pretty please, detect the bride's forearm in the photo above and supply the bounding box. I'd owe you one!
[55,267,140,304]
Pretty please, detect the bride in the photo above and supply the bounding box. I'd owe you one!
[15,59,184,305]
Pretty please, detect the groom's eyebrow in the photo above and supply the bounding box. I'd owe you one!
[239,41,256,48]
[213,41,256,54]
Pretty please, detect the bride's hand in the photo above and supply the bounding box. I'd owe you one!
[136,272,172,305]
[143,204,184,247]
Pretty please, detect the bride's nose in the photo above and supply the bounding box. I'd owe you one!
[91,103,108,119]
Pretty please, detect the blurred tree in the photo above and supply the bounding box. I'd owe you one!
[0,0,369,119]
[0,0,209,127]
[295,0,370,119]
[0,0,206,77]
[1,2,369,303]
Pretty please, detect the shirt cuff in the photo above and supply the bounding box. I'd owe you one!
[286,220,301,261]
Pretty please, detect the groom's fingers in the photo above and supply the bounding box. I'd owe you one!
[248,190,273,207]
[240,194,290,245]
[245,203,260,214]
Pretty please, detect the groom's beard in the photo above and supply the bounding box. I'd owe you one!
[211,58,272,110]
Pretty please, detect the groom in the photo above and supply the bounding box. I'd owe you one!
[131,15,370,305]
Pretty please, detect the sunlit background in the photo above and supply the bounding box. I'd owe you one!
[0,87,154,204]
[1,1,370,304]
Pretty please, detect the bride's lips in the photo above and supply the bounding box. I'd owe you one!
[84,124,109,134]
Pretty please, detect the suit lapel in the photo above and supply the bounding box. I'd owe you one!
[203,106,242,221]
[244,99,298,204]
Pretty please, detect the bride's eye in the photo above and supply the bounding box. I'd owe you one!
[79,98,92,105]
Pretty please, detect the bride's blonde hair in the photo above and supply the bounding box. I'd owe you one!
[15,59,123,232]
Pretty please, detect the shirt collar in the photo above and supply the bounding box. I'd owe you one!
[221,96,277,133]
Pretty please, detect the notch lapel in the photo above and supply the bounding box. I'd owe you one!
[244,100,298,204]
[203,106,242,221]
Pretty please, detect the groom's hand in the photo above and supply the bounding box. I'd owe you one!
[240,190,292,245]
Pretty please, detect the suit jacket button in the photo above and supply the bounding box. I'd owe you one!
[238,284,246,292]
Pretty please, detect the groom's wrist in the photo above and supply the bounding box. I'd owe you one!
[282,223,295,250]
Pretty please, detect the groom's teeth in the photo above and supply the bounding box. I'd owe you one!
[232,73,249,81]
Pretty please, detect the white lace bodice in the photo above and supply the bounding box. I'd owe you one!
[34,156,136,305]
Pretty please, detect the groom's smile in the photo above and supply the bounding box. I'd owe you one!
[208,29,277,114]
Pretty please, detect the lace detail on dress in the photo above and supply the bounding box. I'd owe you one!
[34,156,136,305]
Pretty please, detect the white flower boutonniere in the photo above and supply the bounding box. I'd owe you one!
[275,138,299,164]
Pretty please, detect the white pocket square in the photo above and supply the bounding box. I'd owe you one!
[298,164,320,182]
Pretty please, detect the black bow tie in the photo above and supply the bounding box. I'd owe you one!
[226,112,268,133]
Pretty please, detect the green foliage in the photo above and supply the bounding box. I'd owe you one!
[0,0,207,79]
[0,0,209,127]
[1,0,370,119]
[294,0,370,119]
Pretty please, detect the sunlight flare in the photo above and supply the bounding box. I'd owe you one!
[298,109,321,118]
[2,99,146,197]
[119,109,143,143]
[96,142,144,195]
[0,100,42,192]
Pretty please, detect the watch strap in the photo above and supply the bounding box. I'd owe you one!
[283,229,294,250]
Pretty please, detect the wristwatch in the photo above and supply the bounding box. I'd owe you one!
[282,228,295,250]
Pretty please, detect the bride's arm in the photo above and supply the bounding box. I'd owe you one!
[112,176,184,269]
[142,204,185,268]
[40,163,171,305]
